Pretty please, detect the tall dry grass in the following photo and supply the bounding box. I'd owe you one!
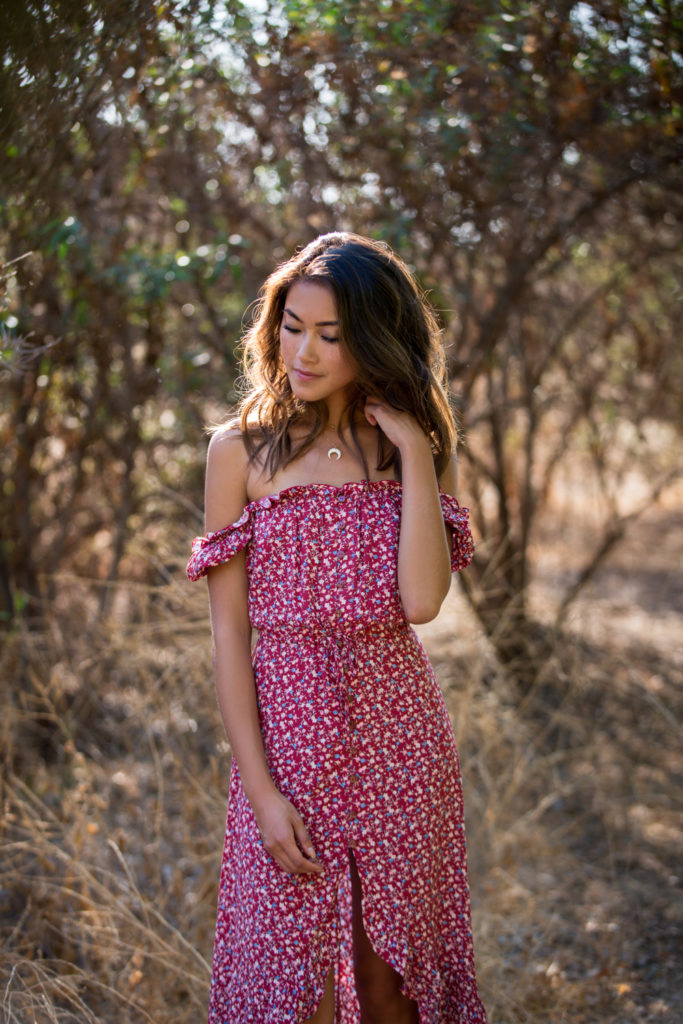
[1,560,220,1023]
[1,506,681,1023]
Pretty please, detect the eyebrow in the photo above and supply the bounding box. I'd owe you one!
[284,307,339,327]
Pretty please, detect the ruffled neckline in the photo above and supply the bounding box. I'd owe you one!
[188,480,471,579]
[197,479,463,545]
[246,477,401,510]
[198,480,401,542]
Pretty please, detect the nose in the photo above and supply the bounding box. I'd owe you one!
[297,330,318,364]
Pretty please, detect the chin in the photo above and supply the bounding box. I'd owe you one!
[288,376,325,399]
[289,382,323,402]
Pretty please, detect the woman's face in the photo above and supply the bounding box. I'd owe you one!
[279,279,358,416]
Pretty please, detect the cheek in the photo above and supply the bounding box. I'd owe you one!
[334,347,358,382]
[279,326,294,363]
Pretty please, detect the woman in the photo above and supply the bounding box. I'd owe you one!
[187,232,487,1023]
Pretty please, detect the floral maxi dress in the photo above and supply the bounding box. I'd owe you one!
[187,479,487,1024]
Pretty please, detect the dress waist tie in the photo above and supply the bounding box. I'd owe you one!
[256,620,409,700]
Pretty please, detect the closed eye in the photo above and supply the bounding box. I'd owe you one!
[283,324,339,343]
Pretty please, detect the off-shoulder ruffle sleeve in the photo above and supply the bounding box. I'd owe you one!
[439,492,475,573]
[186,505,254,581]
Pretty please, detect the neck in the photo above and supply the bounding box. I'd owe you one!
[323,392,353,432]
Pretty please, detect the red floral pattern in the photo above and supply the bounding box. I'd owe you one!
[188,480,486,1024]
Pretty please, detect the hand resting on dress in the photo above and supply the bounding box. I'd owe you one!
[252,787,324,875]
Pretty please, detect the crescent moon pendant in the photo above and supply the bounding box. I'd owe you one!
[327,447,342,461]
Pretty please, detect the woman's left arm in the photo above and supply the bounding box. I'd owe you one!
[365,399,457,624]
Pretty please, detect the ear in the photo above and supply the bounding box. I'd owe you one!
[364,407,378,426]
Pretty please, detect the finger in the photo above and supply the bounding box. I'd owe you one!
[289,824,324,875]
[295,855,324,875]
[262,823,323,874]
[275,839,323,875]
[292,818,319,864]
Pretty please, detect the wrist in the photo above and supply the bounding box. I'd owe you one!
[242,771,278,811]
[398,431,433,466]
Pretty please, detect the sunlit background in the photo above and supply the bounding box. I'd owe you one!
[1,2,681,1021]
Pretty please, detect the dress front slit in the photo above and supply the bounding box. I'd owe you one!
[187,480,487,1023]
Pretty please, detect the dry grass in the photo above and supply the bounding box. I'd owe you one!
[2,508,681,1023]
[1,563,221,1023]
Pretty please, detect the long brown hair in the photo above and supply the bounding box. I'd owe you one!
[233,232,456,480]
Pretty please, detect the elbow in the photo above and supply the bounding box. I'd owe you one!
[399,568,452,624]
[401,573,452,624]
[402,594,447,625]
[406,609,438,625]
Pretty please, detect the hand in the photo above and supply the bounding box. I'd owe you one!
[252,788,324,875]
[363,397,431,456]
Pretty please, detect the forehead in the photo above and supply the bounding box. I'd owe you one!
[284,279,337,319]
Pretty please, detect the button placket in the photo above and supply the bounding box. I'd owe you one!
[332,499,346,604]
[345,639,360,841]
[333,491,365,850]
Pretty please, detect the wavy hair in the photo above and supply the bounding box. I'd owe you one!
[233,232,456,480]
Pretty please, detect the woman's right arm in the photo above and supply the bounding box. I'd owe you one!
[204,431,323,876]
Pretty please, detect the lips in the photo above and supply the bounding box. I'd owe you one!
[293,368,321,382]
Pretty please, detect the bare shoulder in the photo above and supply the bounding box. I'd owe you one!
[205,424,250,532]
[209,419,243,448]
[438,452,459,499]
